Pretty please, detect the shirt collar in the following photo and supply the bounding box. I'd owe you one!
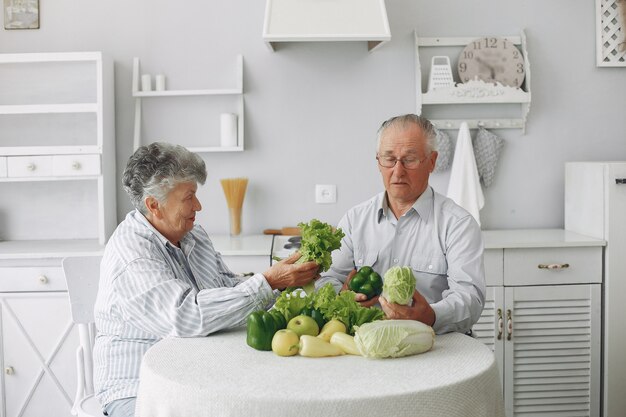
[376,187,434,223]
[132,209,193,250]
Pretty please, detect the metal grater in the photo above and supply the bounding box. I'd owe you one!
[427,56,455,91]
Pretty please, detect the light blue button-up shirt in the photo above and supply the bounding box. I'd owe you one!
[93,210,276,407]
[318,187,485,334]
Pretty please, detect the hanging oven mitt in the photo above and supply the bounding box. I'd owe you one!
[433,128,453,173]
[473,127,504,188]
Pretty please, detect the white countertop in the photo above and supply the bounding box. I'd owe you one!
[211,229,606,257]
[0,239,105,261]
[0,229,605,262]
[210,234,273,256]
[483,228,605,249]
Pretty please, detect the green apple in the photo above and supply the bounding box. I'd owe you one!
[271,329,300,356]
[287,314,320,337]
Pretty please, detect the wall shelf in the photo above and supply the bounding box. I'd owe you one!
[0,51,116,245]
[0,103,98,114]
[132,55,245,152]
[414,30,532,133]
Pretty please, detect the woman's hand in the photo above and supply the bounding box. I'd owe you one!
[379,290,436,326]
[263,252,319,290]
[341,269,380,308]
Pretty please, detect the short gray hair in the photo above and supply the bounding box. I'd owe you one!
[122,142,207,214]
[376,114,437,154]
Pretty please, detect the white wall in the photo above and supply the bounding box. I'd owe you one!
[1,0,624,234]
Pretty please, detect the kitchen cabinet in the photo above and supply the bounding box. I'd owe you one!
[474,230,604,417]
[0,51,114,417]
[131,55,244,153]
[262,0,390,52]
[0,252,102,417]
[565,161,626,417]
[414,31,531,132]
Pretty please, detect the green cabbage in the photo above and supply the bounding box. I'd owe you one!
[382,266,416,305]
[353,319,435,358]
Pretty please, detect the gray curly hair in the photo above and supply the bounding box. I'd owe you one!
[122,142,207,214]
[376,114,437,153]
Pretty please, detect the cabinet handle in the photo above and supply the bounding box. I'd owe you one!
[5,367,14,375]
[71,161,81,170]
[26,163,36,171]
[38,275,48,284]
[497,308,503,340]
[538,263,569,270]
[506,309,513,341]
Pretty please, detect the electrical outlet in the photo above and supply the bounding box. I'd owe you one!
[315,184,337,204]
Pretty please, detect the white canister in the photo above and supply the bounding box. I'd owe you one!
[220,113,238,147]
[155,74,166,91]
[141,74,152,92]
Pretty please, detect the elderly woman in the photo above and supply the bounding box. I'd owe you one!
[93,142,318,417]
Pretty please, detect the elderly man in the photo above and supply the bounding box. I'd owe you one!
[93,142,318,417]
[318,114,485,335]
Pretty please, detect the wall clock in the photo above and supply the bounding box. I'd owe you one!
[457,37,526,88]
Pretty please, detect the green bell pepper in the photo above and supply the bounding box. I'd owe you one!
[269,309,287,330]
[300,306,326,329]
[349,266,383,300]
[246,310,286,351]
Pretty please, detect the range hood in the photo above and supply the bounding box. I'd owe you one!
[263,0,391,52]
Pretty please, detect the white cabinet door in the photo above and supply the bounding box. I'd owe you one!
[0,293,77,417]
[503,284,601,417]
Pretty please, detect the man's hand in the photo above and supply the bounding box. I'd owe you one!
[263,252,319,290]
[380,290,436,326]
[341,269,380,308]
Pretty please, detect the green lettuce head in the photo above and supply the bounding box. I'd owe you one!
[382,266,416,305]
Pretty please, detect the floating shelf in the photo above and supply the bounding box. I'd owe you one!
[132,55,245,152]
[0,103,98,114]
[415,30,532,133]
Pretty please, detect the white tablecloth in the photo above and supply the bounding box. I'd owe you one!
[135,328,504,417]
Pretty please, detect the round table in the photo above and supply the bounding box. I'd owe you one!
[135,328,504,417]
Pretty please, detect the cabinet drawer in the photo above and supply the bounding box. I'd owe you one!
[53,154,101,176]
[7,156,53,177]
[504,247,602,286]
[0,267,67,292]
[0,156,6,177]
[484,249,503,286]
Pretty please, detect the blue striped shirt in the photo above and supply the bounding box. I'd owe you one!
[93,210,276,407]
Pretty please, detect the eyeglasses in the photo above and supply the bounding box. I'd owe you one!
[376,154,430,170]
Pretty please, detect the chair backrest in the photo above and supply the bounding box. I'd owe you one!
[63,255,103,324]
[63,255,103,399]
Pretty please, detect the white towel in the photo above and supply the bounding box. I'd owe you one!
[446,122,485,225]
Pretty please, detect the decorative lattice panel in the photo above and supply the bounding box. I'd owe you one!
[597,0,626,66]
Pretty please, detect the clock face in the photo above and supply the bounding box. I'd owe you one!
[457,37,526,88]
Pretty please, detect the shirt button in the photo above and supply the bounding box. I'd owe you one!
[358,258,363,264]
[393,259,399,263]
[428,265,433,270]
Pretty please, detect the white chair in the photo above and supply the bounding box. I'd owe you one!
[63,255,106,417]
